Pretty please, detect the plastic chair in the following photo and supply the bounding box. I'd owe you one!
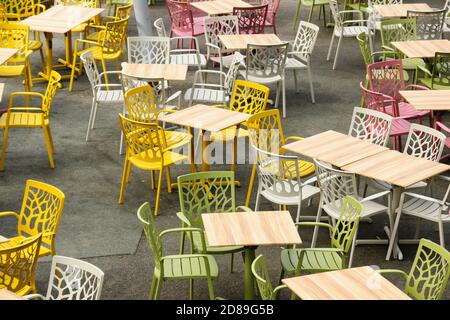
[435,121,450,161]
[169,36,207,70]
[166,0,204,38]
[366,0,403,38]
[24,255,104,300]
[252,254,287,300]
[417,52,450,90]
[154,17,168,37]
[127,36,169,64]
[406,9,446,40]
[0,71,61,170]
[285,20,319,104]
[291,0,330,30]
[137,202,218,300]
[105,0,132,16]
[348,106,392,147]
[0,3,7,23]
[233,5,268,35]
[443,0,450,34]
[380,239,450,300]
[118,115,189,216]
[261,0,281,33]
[0,234,41,296]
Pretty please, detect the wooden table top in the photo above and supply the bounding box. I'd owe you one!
[158,104,250,132]
[282,130,389,168]
[400,90,450,111]
[20,5,104,34]
[342,150,450,188]
[202,211,302,247]
[374,3,432,18]
[391,40,450,58]
[0,289,26,300]
[0,48,18,65]
[121,63,188,81]
[0,235,8,243]
[190,0,252,15]
[219,34,284,50]
[282,266,411,300]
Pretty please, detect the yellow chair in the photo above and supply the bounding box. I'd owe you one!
[245,109,315,207]
[0,234,41,296]
[69,18,129,92]
[0,180,65,257]
[0,71,61,170]
[0,23,33,91]
[118,114,189,216]
[0,3,7,23]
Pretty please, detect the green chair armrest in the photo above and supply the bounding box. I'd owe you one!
[176,211,192,226]
[417,64,432,77]
[273,284,289,299]
[160,227,208,253]
[0,211,20,219]
[377,269,408,281]
[236,206,253,212]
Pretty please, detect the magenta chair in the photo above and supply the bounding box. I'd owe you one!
[367,59,431,125]
[233,4,268,34]
[166,0,204,39]
[262,0,281,34]
[435,121,450,161]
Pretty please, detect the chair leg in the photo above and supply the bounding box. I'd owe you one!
[154,169,164,216]
[0,127,9,171]
[311,202,323,247]
[439,222,445,247]
[69,45,79,92]
[255,188,261,211]
[189,279,194,300]
[150,171,155,190]
[414,217,421,239]
[245,164,257,207]
[332,36,343,70]
[274,81,281,110]
[119,132,124,155]
[292,0,302,30]
[46,125,55,154]
[153,277,162,300]
[118,159,130,204]
[348,230,358,268]
[307,65,315,103]
[281,77,286,118]
[230,253,234,273]
[327,33,335,61]
[293,69,299,93]
[101,58,109,86]
[307,5,314,23]
[86,99,97,142]
[207,278,215,300]
[43,127,55,168]
[91,101,99,130]
[148,275,157,300]
[165,167,172,193]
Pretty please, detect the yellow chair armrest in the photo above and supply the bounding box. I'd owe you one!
[0,211,20,219]
[285,136,304,142]
[9,92,44,108]
[75,39,101,48]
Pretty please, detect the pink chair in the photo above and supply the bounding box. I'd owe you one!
[166,0,204,39]
[188,0,209,17]
[233,4,268,35]
[360,81,411,151]
[435,121,450,161]
[367,59,431,125]
[261,0,281,34]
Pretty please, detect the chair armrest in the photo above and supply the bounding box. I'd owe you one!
[273,284,289,297]
[401,192,445,206]
[342,19,368,26]
[0,211,20,219]
[166,90,182,105]
[9,92,44,108]
[99,70,123,79]
[377,269,408,281]
[205,42,221,51]
[417,65,432,77]
[176,212,192,226]
[302,176,317,186]
[295,222,333,231]
[435,122,450,134]
[160,227,207,253]
[23,294,46,300]
[75,39,101,48]
[401,84,429,91]
[438,174,450,182]
[94,84,123,90]
[381,45,395,52]
[285,136,304,143]
[360,190,391,203]
[236,206,253,212]
[288,51,311,57]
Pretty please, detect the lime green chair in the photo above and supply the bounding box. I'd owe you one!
[292,0,330,30]
[345,0,368,13]
[417,52,450,89]
[252,254,287,300]
[137,202,218,300]
[280,196,363,279]
[378,239,450,300]
[177,171,252,273]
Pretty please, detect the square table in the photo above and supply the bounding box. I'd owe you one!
[374,3,432,18]
[121,63,188,81]
[159,104,251,172]
[0,48,18,65]
[0,289,26,300]
[20,5,104,83]
[202,210,302,299]
[391,40,450,59]
[282,266,411,300]
[282,130,389,168]
[219,34,284,50]
[190,0,252,16]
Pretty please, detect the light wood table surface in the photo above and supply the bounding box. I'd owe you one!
[374,3,432,18]
[0,289,26,300]
[0,235,8,243]
[121,63,188,81]
[0,48,18,65]
[282,266,411,300]
[282,130,389,167]
[202,210,301,299]
[0,83,4,104]
[400,90,450,111]
[20,5,104,83]
[391,40,450,58]
[190,0,252,16]
[219,34,284,50]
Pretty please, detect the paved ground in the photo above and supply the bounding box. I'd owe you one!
[1,0,449,300]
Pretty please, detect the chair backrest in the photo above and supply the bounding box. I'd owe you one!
[291,21,319,62]
[314,159,358,211]
[17,179,65,256]
[367,59,405,102]
[357,32,372,66]
[56,0,98,7]
[121,72,148,95]
[246,43,288,80]
[429,52,450,89]
[380,18,416,49]
[204,15,239,55]
[229,80,270,114]
[260,0,280,21]
[4,0,37,20]
[46,255,104,300]
[166,0,194,35]
[115,2,133,20]
[137,202,163,274]
[224,52,245,94]
[405,239,450,300]
[42,71,62,118]
[0,3,8,23]
[81,50,101,93]
[403,123,446,161]
[369,0,402,6]
[99,18,128,54]
[154,17,167,37]
[0,234,41,294]
[329,0,343,28]
[127,36,170,64]
[251,254,277,300]
[247,108,285,153]
[0,23,29,63]
[177,171,236,228]
[445,0,450,11]
[124,85,160,123]
[233,4,268,34]
[348,106,393,147]
[407,9,446,40]
[360,81,400,116]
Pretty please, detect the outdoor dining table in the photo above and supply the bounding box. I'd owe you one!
[0,48,18,66]
[189,0,252,16]
[20,5,104,83]
[400,89,450,126]
[218,34,284,51]
[0,289,26,300]
[391,40,450,59]
[282,266,411,300]
[202,210,302,300]
[121,63,188,81]
[373,3,432,18]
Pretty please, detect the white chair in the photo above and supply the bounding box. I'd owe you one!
[184,52,245,107]
[169,36,207,70]
[348,107,393,147]
[285,20,319,104]
[81,50,124,146]
[127,36,170,64]
[239,43,288,117]
[24,255,104,300]
[313,159,393,267]
[327,0,372,70]
[204,15,240,72]
[367,0,403,39]
[154,17,168,37]
[253,145,320,224]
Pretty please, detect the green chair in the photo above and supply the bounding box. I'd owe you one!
[345,0,368,13]
[280,196,363,279]
[291,0,330,30]
[251,254,287,300]
[177,171,252,273]
[378,239,450,300]
[137,202,218,300]
[417,52,450,89]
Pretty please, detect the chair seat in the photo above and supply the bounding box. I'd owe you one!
[129,150,187,170]
[0,112,46,128]
[400,197,450,222]
[29,40,42,51]
[285,57,307,70]
[170,53,207,67]
[0,65,25,77]
[323,197,387,220]
[335,26,369,37]
[402,57,426,70]
[162,254,219,279]
[171,19,205,37]
[210,54,240,68]
[261,183,320,206]
[418,78,450,90]
[281,248,343,274]
[390,117,411,137]
[79,46,121,61]
[385,102,430,119]
[96,89,124,103]
[164,130,191,150]
[184,88,227,104]
[239,70,282,84]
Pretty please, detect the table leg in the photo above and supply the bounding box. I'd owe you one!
[386,186,404,260]
[244,247,256,300]
[202,129,211,172]
[189,126,197,173]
